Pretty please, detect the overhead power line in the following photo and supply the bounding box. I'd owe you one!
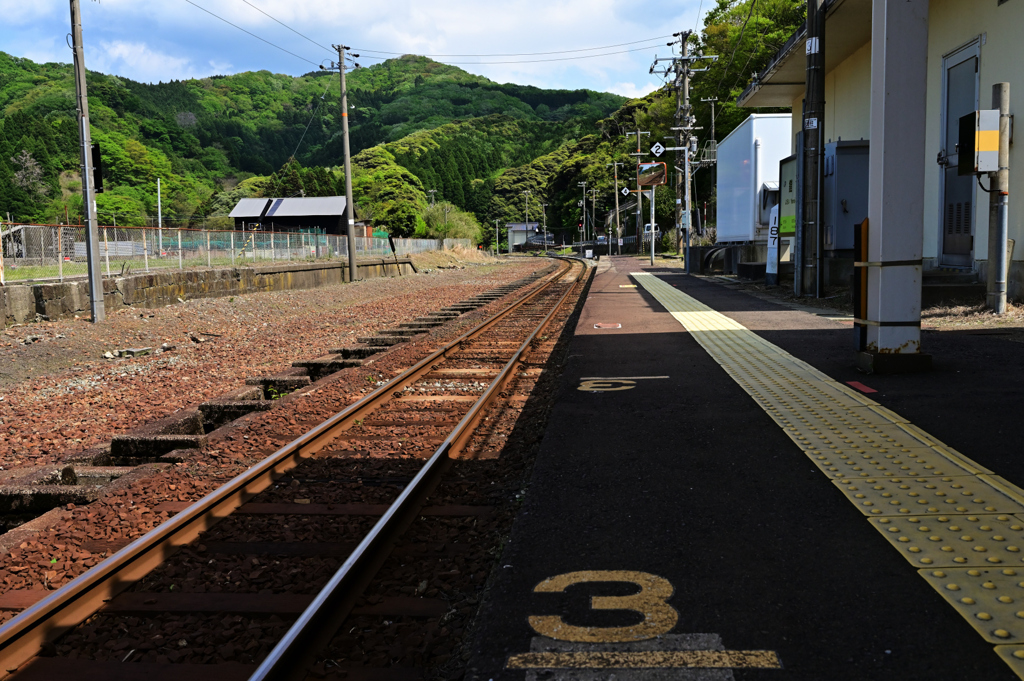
[354,35,675,58]
[715,0,758,94]
[237,0,334,55]
[183,0,320,67]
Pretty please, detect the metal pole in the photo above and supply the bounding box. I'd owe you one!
[142,227,149,272]
[650,186,656,266]
[231,231,235,266]
[206,229,211,267]
[57,225,63,282]
[609,163,622,256]
[494,219,499,256]
[988,82,1011,314]
[685,146,692,273]
[103,225,110,276]
[287,232,291,260]
[177,229,182,269]
[336,45,358,283]
[157,177,162,259]
[70,0,104,321]
[801,0,826,296]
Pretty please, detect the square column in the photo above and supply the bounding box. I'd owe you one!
[859,0,932,373]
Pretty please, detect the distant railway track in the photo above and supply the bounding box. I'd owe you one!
[0,257,590,681]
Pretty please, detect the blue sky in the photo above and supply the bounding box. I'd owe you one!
[0,0,710,97]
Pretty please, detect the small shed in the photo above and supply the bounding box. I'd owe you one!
[229,196,348,234]
[505,222,540,249]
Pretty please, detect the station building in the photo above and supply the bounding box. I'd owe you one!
[738,0,1024,300]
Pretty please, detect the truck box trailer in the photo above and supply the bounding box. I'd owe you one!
[716,114,792,243]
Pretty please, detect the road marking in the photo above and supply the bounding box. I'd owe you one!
[578,380,636,392]
[507,650,781,669]
[847,380,878,394]
[631,272,1024,678]
[528,570,678,642]
[579,376,669,381]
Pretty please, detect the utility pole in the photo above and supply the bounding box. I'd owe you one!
[428,189,437,206]
[607,162,623,256]
[652,33,716,273]
[493,218,500,256]
[70,0,104,322]
[521,190,531,232]
[801,0,826,296]
[626,130,651,258]
[333,44,359,283]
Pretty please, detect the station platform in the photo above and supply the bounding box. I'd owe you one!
[465,255,1024,680]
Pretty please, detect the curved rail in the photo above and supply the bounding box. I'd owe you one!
[0,259,581,676]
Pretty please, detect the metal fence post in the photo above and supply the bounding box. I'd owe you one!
[177,229,183,269]
[57,226,63,282]
[287,233,291,260]
[252,231,257,264]
[103,227,110,277]
[142,228,149,272]
[231,231,235,266]
[206,230,211,268]
[271,231,276,262]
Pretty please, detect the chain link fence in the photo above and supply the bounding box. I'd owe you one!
[0,224,472,284]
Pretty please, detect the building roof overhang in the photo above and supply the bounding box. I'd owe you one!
[737,0,872,109]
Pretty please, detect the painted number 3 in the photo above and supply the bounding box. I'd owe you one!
[528,570,679,642]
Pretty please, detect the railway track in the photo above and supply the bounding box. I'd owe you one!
[0,257,591,681]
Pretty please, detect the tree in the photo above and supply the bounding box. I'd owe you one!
[10,150,50,199]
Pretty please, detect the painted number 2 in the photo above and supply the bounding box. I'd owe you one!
[528,570,679,642]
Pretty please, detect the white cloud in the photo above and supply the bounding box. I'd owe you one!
[0,0,711,92]
[0,0,59,25]
[91,41,197,83]
[609,81,662,99]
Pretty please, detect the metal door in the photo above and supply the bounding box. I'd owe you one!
[939,43,979,267]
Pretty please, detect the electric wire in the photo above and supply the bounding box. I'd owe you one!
[354,35,675,58]
[237,0,334,55]
[183,0,320,67]
[289,78,334,161]
[714,0,757,94]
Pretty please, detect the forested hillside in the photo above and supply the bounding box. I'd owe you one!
[0,0,803,245]
[0,51,623,237]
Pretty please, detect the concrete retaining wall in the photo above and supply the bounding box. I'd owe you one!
[2,258,416,326]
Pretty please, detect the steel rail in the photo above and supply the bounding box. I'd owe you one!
[250,258,589,681]
[0,261,573,677]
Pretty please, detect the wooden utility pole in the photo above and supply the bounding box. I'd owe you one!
[334,44,358,283]
[70,0,104,321]
[800,0,826,296]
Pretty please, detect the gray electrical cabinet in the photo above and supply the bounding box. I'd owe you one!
[822,140,869,251]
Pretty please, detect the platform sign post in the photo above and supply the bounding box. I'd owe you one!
[766,205,780,287]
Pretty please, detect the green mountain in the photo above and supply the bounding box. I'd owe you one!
[0,51,624,237]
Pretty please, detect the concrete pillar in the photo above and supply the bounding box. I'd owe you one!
[859,0,932,373]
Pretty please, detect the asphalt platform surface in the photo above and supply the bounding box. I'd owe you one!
[464,255,1024,680]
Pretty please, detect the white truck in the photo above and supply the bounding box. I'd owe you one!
[716,114,792,244]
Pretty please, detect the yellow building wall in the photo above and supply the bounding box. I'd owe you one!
[924,0,1024,270]
[787,42,872,155]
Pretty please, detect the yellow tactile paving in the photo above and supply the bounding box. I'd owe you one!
[871,515,1024,568]
[920,568,1024,643]
[630,272,1024,678]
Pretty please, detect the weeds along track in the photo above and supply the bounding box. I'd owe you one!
[0,257,592,681]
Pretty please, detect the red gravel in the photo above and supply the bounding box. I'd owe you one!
[0,260,546,467]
